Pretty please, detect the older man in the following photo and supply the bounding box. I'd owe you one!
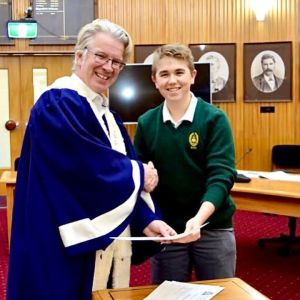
[7,19,175,300]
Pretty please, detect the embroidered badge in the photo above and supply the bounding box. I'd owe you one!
[189,132,199,149]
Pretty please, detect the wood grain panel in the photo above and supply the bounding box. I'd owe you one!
[0,0,299,174]
[0,57,21,194]
[19,56,73,137]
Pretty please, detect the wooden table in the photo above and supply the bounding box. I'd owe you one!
[0,170,17,248]
[2,172,300,248]
[92,277,269,300]
[231,178,300,217]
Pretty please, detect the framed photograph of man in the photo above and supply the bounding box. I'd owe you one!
[244,42,292,102]
[189,43,236,102]
[134,44,162,63]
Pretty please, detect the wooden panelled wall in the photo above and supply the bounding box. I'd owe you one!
[2,0,300,171]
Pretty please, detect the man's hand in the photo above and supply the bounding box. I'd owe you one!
[143,161,158,192]
[143,220,177,241]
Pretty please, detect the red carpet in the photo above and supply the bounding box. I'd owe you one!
[0,196,6,208]
[0,207,8,300]
[1,207,300,299]
[130,212,300,300]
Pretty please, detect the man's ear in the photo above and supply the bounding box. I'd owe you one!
[75,50,84,67]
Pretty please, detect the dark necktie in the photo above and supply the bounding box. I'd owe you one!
[102,114,110,135]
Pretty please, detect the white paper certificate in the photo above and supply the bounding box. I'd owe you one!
[144,280,224,300]
[110,222,209,241]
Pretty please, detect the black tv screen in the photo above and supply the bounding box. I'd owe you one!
[109,63,211,123]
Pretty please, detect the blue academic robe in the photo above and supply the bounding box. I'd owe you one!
[7,86,158,300]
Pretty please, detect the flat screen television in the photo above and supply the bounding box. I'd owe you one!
[109,62,211,123]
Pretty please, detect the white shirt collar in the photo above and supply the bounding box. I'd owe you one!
[264,73,275,82]
[163,92,198,128]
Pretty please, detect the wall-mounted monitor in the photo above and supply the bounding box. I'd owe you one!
[109,63,211,123]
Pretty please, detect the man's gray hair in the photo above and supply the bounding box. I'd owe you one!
[72,19,132,71]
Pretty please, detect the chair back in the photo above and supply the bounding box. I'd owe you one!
[272,145,300,173]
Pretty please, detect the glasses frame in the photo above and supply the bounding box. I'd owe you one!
[85,48,126,70]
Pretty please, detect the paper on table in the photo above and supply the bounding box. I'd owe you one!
[259,171,300,182]
[238,170,300,182]
[144,280,224,300]
[110,222,209,241]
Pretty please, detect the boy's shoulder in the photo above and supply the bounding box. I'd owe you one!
[138,104,163,123]
[196,98,226,115]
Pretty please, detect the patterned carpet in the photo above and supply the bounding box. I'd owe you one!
[0,198,8,300]
[0,202,300,299]
[0,196,6,208]
[130,211,300,300]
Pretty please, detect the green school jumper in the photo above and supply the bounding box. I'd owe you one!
[134,98,237,232]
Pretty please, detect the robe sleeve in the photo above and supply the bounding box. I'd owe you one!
[15,88,156,255]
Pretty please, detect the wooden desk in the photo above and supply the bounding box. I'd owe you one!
[0,171,17,248]
[92,277,269,300]
[231,178,300,217]
[2,172,300,248]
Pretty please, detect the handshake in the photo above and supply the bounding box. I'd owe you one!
[143,161,158,192]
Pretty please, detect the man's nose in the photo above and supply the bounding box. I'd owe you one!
[102,59,114,70]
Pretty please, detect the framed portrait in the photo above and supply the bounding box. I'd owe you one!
[189,43,236,102]
[134,44,162,63]
[244,42,292,102]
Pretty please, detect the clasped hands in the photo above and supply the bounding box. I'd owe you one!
[143,161,158,192]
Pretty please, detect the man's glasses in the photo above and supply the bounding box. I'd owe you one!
[85,48,126,70]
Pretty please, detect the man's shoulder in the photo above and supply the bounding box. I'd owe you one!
[33,82,86,116]
[47,75,74,90]
[275,74,284,84]
[193,99,227,126]
[253,73,264,81]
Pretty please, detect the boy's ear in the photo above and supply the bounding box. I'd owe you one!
[191,69,197,84]
[151,75,158,88]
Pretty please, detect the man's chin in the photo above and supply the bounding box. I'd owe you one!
[92,83,110,94]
